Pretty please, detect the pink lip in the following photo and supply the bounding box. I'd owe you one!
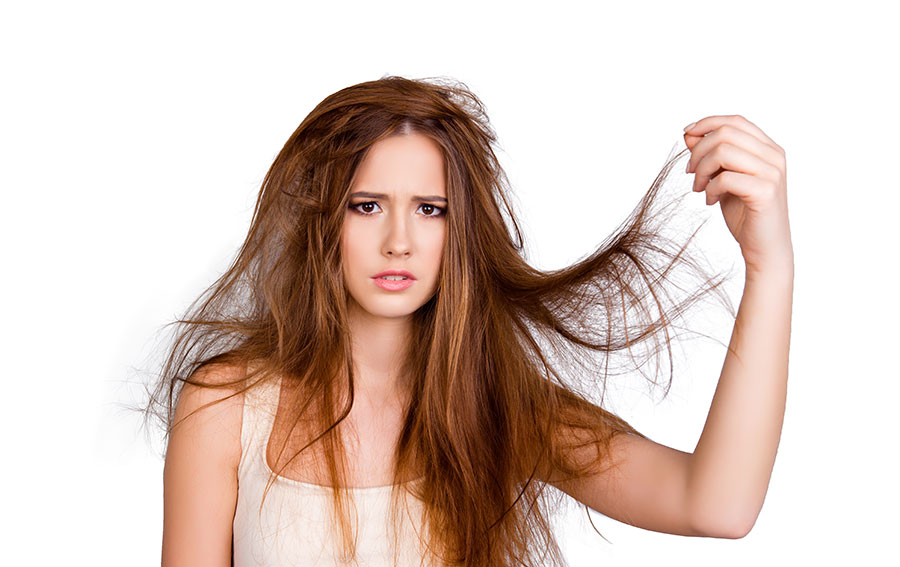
[372,270,416,280]
[371,269,416,291]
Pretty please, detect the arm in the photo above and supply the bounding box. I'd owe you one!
[162,364,245,566]
[550,268,793,539]
[682,114,794,537]
[686,267,793,537]
[550,115,793,539]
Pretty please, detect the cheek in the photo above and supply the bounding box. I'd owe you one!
[428,226,446,271]
[340,229,357,277]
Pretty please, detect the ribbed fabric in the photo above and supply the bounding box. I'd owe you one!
[232,378,433,567]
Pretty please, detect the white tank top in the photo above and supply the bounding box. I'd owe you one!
[232,377,435,566]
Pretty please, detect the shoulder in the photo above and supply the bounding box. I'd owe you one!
[162,362,249,564]
[168,361,249,474]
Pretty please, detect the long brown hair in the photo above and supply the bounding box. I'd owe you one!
[142,75,734,566]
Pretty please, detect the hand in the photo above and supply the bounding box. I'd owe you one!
[684,115,793,276]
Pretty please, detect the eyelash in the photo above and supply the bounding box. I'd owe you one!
[349,201,446,218]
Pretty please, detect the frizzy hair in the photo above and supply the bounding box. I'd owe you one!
[141,75,734,566]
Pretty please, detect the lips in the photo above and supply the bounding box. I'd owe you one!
[371,269,416,292]
[372,269,417,280]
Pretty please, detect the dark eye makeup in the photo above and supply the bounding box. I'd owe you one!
[348,201,446,217]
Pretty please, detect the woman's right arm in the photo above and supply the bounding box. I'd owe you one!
[161,364,245,567]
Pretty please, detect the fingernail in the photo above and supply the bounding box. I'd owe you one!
[683,122,696,132]
[686,160,691,174]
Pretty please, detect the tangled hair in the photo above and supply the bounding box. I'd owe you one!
[142,75,734,566]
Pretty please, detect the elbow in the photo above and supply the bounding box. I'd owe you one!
[691,508,758,539]
[713,517,755,539]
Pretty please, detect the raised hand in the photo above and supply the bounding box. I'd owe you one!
[683,115,793,276]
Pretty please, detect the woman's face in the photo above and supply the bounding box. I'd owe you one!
[341,132,447,322]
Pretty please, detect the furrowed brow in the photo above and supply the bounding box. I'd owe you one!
[349,191,448,204]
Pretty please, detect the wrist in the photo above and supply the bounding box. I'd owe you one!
[745,263,794,290]
[745,252,794,282]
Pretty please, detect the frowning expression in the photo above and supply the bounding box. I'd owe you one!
[341,132,447,321]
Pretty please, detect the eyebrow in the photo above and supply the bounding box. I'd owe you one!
[349,191,448,204]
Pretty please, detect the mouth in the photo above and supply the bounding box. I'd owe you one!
[371,270,417,281]
[371,270,416,291]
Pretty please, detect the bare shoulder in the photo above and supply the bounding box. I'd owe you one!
[162,361,248,565]
[170,362,247,458]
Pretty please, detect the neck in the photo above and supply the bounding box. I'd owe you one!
[345,300,412,409]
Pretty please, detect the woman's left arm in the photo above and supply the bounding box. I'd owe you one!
[682,114,794,536]
[548,115,793,539]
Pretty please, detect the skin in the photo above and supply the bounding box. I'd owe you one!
[338,132,448,483]
[337,117,795,536]
[549,115,793,538]
[161,116,793,564]
[683,115,793,531]
[341,132,447,402]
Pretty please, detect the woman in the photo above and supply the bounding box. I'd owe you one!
[149,75,793,566]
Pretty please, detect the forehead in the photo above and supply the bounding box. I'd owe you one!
[351,133,446,197]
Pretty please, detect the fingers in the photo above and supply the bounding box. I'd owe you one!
[702,170,768,206]
[682,115,785,202]
[684,114,782,152]
[685,124,783,175]
[689,142,780,200]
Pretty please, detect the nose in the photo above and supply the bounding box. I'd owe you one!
[382,209,411,258]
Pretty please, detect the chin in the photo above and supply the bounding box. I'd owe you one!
[348,296,425,320]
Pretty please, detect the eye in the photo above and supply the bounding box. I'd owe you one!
[418,203,446,217]
[349,201,381,215]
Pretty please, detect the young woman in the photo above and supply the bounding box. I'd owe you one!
[148,75,793,566]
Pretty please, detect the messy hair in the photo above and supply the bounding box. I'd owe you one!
[142,75,733,566]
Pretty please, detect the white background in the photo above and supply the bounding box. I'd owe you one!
[2,1,897,564]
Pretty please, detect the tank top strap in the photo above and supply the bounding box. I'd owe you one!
[238,376,281,477]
